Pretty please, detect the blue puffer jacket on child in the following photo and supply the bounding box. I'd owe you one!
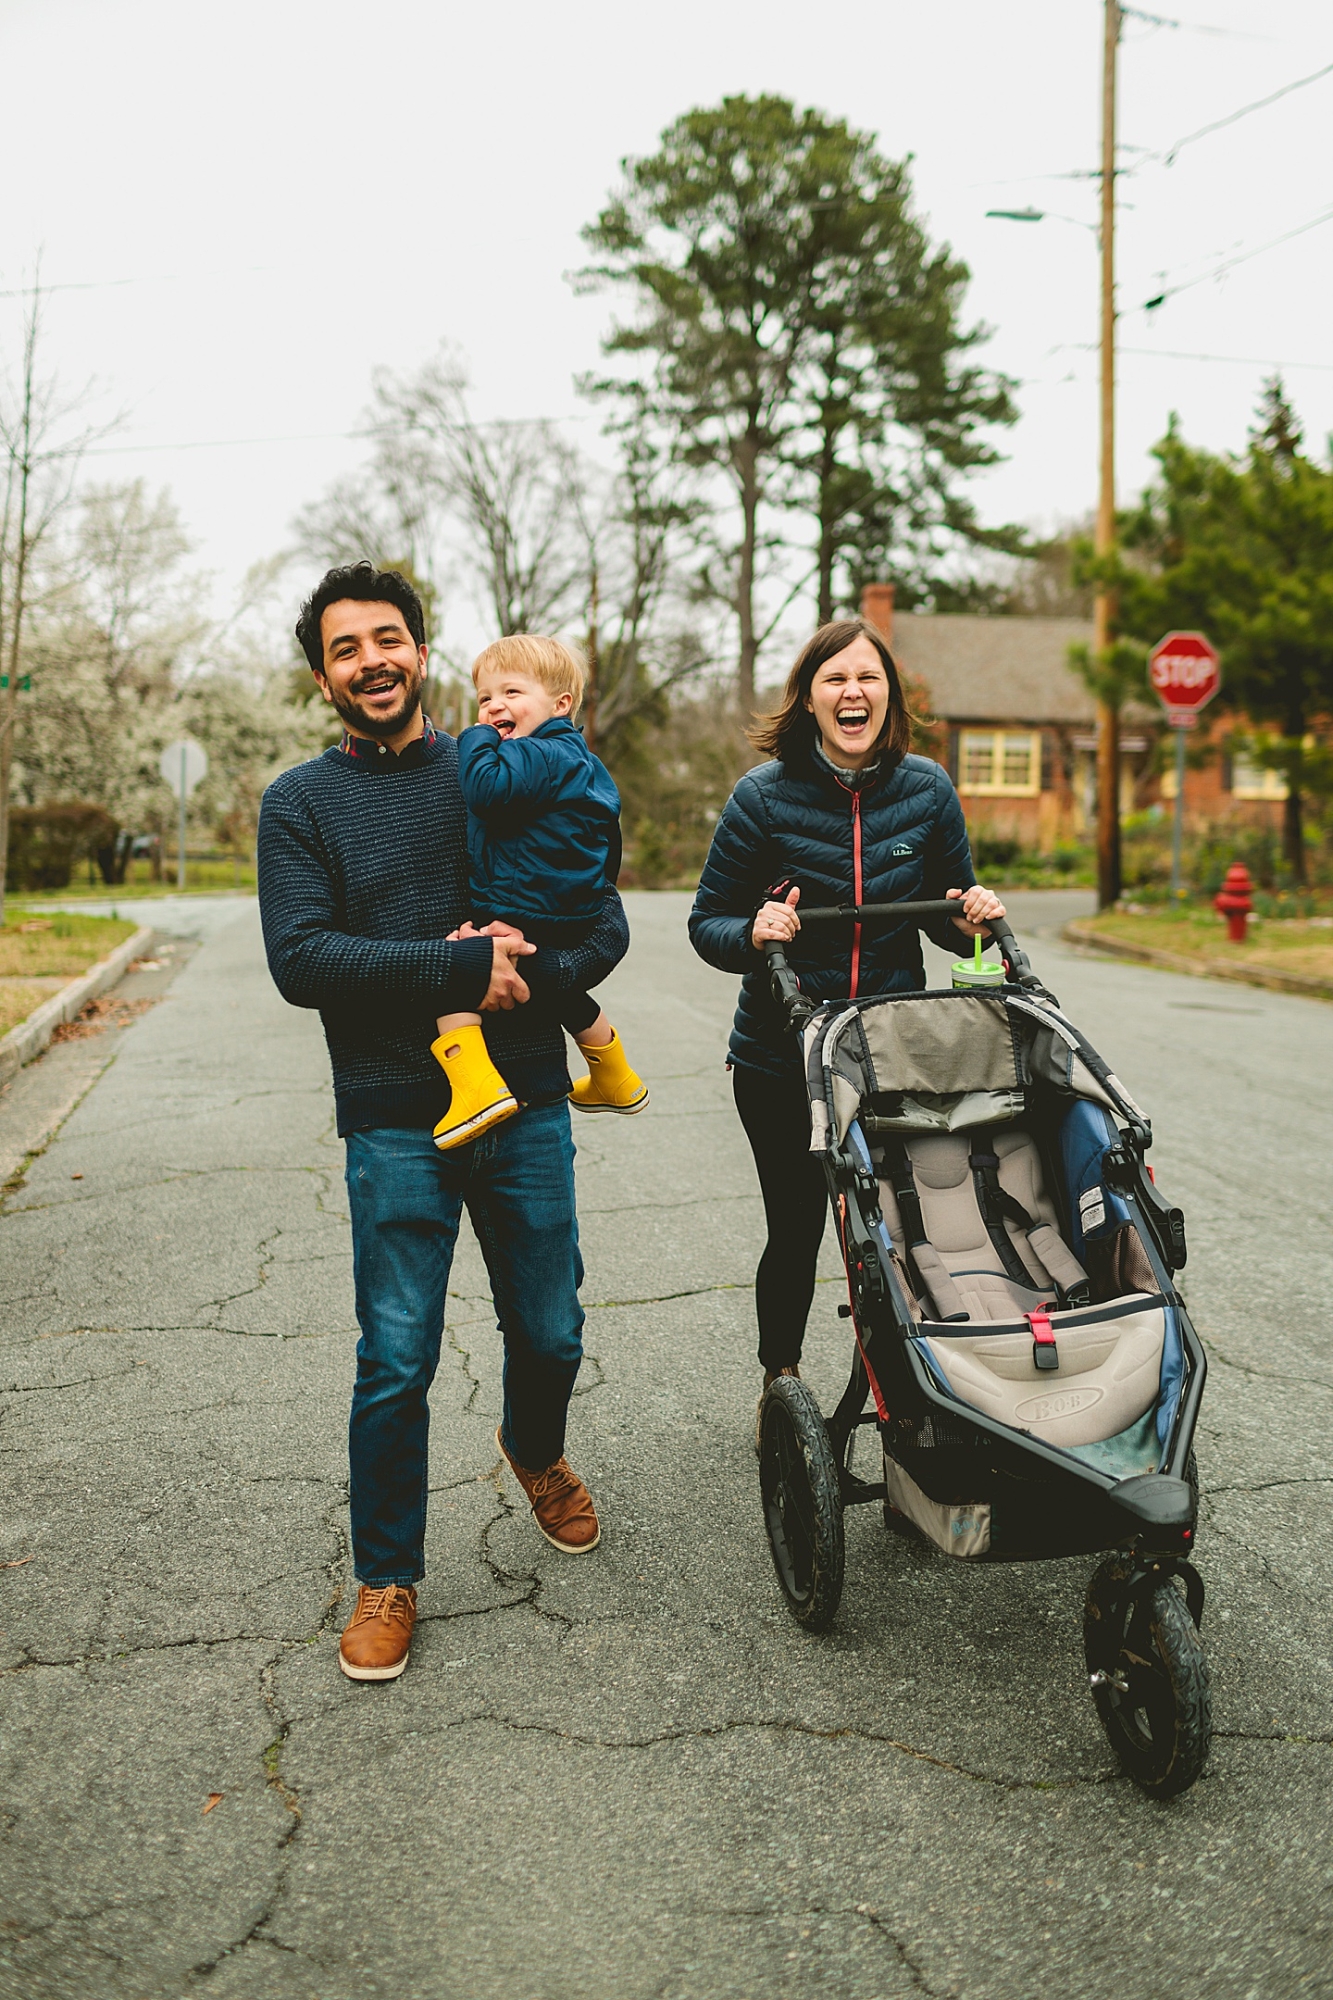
[457,717,621,929]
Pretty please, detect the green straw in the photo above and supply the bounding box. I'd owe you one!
[974,931,983,971]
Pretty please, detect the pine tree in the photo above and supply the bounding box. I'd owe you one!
[579,96,1015,706]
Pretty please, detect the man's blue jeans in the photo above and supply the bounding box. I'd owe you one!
[344,1103,584,1585]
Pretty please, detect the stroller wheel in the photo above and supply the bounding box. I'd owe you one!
[1084,1557,1212,1799]
[758,1376,845,1632]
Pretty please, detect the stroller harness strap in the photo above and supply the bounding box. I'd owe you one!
[969,1137,1039,1289]
[1026,1306,1060,1373]
[970,1133,1092,1309]
[879,1138,971,1323]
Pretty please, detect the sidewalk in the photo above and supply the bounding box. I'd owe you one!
[1,895,1331,2000]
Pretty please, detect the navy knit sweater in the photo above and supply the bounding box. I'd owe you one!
[257,729,630,1135]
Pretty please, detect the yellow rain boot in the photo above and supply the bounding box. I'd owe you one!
[569,1029,649,1115]
[431,1025,518,1150]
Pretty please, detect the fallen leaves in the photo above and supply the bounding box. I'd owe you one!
[1,1556,34,1569]
[203,1794,224,1815]
[52,995,159,1043]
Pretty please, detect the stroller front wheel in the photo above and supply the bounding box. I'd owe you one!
[759,1376,845,1632]
[1084,1556,1212,1798]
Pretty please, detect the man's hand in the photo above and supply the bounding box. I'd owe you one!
[477,934,535,1012]
[947,885,1007,939]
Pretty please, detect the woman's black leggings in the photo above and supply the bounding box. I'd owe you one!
[732,1061,829,1373]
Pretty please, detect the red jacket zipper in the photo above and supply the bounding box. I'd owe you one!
[849,789,863,997]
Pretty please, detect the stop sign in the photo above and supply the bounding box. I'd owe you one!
[1149,631,1221,729]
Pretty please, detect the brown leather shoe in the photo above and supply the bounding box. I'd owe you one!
[495,1427,600,1553]
[338,1584,417,1681]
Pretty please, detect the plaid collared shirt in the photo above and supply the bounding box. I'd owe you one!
[338,718,438,761]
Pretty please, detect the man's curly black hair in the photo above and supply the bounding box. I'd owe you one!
[295,562,426,672]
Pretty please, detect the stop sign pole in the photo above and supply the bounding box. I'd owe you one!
[1148,632,1221,897]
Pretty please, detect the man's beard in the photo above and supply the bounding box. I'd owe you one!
[328,670,424,740]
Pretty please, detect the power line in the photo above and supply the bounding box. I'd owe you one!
[967,53,1332,203]
[77,412,599,459]
[0,264,279,302]
[1064,342,1333,372]
[1150,58,1333,166]
[1120,5,1275,40]
[1142,202,1333,307]
[81,428,366,457]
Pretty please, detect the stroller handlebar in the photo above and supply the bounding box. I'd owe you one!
[762,903,1044,1025]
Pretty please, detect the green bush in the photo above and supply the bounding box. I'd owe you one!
[970,833,1022,875]
[610,698,756,890]
[5,802,120,892]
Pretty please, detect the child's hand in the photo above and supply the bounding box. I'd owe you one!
[448,919,534,951]
[480,937,533,1012]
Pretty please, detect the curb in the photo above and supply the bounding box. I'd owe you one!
[0,925,156,1087]
[1061,921,1333,1003]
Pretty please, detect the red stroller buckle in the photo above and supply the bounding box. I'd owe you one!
[1027,1307,1059,1372]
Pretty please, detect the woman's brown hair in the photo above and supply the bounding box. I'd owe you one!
[748,617,913,769]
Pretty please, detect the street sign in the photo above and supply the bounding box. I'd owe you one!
[1148,631,1220,731]
[158,738,209,797]
[158,739,209,889]
[1149,632,1220,901]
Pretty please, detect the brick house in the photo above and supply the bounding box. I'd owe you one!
[858,585,1289,850]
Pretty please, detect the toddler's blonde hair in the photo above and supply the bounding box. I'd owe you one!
[471,634,586,716]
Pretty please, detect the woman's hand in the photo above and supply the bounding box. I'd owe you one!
[947,885,1006,939]
[752,885,801,948]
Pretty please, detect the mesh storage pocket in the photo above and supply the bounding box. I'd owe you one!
[884,1454,992,1558]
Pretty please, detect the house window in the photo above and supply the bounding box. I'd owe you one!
[1231,753,1288,802]
[958,730,1040,797]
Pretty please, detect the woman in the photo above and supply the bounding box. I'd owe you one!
[689,617,1005,1415]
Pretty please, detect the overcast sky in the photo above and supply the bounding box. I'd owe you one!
[2,0,1329,658]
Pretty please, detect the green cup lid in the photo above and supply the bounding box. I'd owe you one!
[950,957,1006,987]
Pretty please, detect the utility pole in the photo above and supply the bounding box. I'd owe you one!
[584,556,600,755]
[1094,0,1121,910]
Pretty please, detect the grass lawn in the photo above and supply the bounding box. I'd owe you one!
[1080,906,1333,982]
[18,856,256,900]
[0,908,140,1039]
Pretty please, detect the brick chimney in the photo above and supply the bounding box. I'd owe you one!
[859,581,895,644]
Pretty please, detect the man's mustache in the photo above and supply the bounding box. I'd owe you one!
[349,670,416,698]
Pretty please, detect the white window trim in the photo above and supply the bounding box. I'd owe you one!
[1231,758,1289,802]
[958,728,1041,798]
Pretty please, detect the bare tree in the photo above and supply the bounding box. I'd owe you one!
[0,282,112,921]
[371,352,589,638]
[574,410,709,759]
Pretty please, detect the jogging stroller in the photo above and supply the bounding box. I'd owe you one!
[757,903,1211,1798]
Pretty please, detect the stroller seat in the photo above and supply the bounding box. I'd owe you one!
[875,1128,1092,1324]
[868,1125,1169,1456]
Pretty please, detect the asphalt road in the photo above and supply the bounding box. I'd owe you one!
[1,889,1330,2000]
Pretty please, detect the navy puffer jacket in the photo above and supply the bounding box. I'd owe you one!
[689,743,977,1077]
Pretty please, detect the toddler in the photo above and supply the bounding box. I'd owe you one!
[431,634,648,1150]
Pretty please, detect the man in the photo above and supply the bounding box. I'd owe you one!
[258,563,628,1682]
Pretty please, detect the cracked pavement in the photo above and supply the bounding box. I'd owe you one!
[1,890,1331,2000]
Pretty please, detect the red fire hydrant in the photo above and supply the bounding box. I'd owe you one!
[1214,863,1254,943]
